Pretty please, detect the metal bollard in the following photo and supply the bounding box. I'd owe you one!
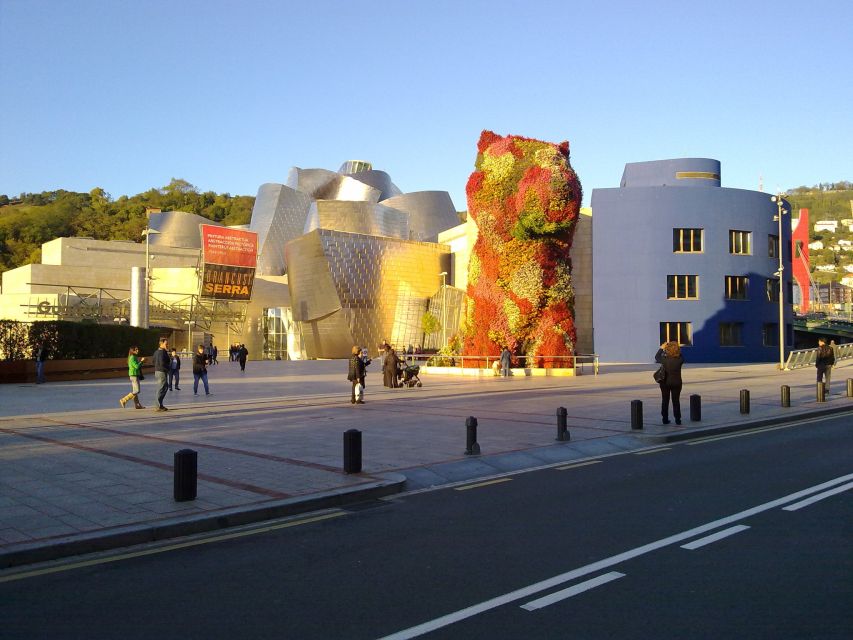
[847,379,853,398]
[689,394,701,422]
[816,382,826,403]
[739,389,750,414]
[465,416,481,455]
[630,400,643,430]
[174,449,197,502]
[781,385,791,407]
[343,429,362,473]
[556,407,570,442]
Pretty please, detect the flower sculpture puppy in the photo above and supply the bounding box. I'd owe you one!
[462,130,582,367]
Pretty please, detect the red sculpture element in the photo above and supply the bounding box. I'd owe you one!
[791,208,810,313]
[462,131,582,367]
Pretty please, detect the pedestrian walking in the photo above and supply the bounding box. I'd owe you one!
[120,346,146,409]
[168,348,181,390]
[816,337,835,392]
[152,337,170,412]
[211,344,218,365]
[347,345,366,404]
[33,341,48,384]
[655,341,685,425]
[193,344,211,395]
[238,343,249,371]
[500,346,512,377]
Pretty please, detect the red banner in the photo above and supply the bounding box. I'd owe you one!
[200,225,258,300]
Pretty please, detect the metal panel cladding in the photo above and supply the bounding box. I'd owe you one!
[285,229,451,358]
[379,191,459,241]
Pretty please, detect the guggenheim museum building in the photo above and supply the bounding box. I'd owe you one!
[0,155,791,363]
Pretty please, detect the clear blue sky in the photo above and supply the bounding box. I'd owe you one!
[1,0,851,209]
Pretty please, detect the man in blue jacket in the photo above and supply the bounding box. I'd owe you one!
[153,337,170,412]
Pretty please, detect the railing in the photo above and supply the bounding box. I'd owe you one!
[784,343,853,370]
[411,353,599,376]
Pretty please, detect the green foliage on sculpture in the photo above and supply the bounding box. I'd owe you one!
[462,131,582,367]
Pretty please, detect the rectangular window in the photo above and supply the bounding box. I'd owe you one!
[763,323,779,346]
[673,228,703,253]
[667,275,699,299]
[725,275,749,300]
[769,234,779,259]
[766,278,780,303]
[660,321,692,346]
[729,230,752,255]
[720,322,744,346]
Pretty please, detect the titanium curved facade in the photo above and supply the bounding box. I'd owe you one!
[147,210,221,249]
[379,191,459,241]
[249,159,461,357]
[591,158,792,363]
[285,229,451,359]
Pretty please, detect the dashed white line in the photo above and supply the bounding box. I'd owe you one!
[376,472,853,640]
[680,525,751,550]
[521,572,626,611]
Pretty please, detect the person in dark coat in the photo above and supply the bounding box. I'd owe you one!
[168,348,181,391]
[383,345,400,388]
[152,337,170,411]
[238,344,249,371]
[815,338,835,390]
[655,341,684,425]
[347,345,366,404]
[193,344,211,395]
[34,341,48,384]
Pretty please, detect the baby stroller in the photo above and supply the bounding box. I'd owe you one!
[400,363,422,388]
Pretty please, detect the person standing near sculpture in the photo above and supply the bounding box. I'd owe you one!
[120,346,145,409]
[655,341,685,425]
[383,345,399,388]
[500,347,512,377]
[152,337,170,412]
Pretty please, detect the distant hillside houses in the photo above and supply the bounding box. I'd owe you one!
[809,240,824,250]
[814,220,838,232]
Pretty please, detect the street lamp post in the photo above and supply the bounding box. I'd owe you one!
[439,271,448,349]
[771,193,788,369]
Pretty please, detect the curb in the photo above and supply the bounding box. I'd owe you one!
[641,404,853,444]
[0,473,406,570]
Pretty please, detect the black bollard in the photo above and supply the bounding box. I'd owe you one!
[343,429,362,473]
[465,416,481,455]
[689,394,701,422]
[817,382,826,403]
[781,385,791,407]
[847,379,853,398]
[174,449,197,502]
[739,389,750,414]
[556,407,570,442]
[630,400,643,430]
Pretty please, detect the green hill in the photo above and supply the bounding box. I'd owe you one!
[0,179,254,275]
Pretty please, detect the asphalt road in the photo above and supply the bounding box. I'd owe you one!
[2,414,851,639]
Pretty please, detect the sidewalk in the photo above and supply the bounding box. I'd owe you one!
[1,358,851,568]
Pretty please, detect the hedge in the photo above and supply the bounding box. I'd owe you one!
[0,320,162,361]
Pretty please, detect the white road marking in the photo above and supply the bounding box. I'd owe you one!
[520,572,625,611]
[556,460,601,471]
[782,481,853,511]
[376,472,853,640]
[680,525,751,550]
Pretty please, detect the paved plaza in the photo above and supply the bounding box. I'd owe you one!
[1,357,851,568]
